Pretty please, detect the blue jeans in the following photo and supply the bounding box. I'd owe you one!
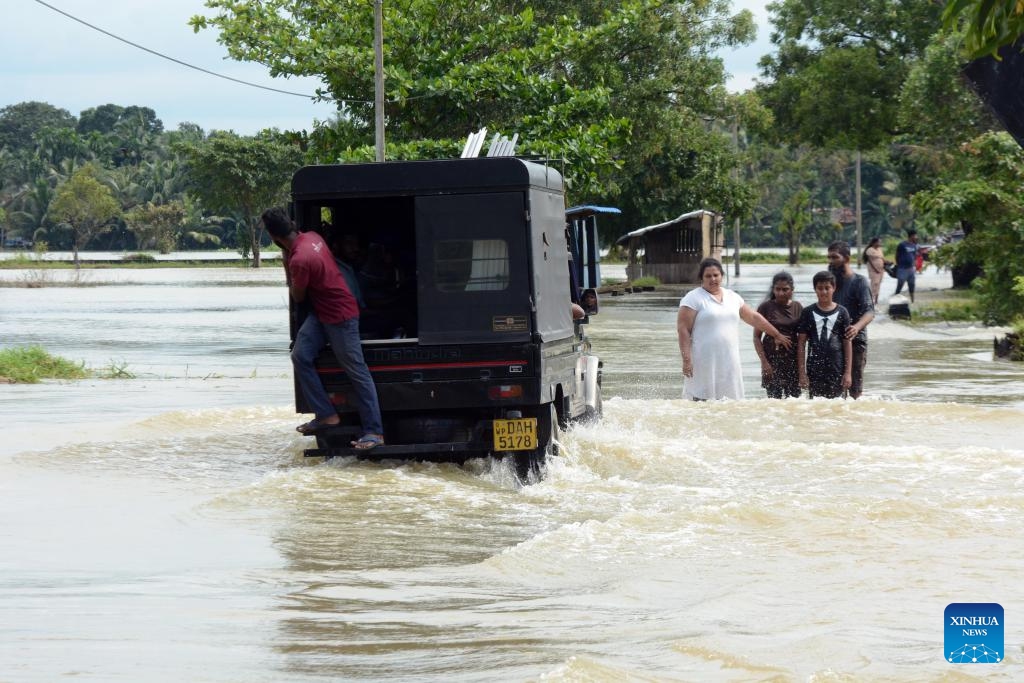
[291,315,383,435]
[895,267,915,299]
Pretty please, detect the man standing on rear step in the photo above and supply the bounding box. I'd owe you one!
[262,208,384,450]
[827,240,875,400]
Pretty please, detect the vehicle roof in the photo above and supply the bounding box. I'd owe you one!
[292,157,563,198]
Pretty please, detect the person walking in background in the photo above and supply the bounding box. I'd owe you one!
[827,240,875,399]
[894,229,920,302]
[862,236,890,304]
[676,258,792,401]
[262,208,384,449]
[753,271,803,399]
[797,271,853,398]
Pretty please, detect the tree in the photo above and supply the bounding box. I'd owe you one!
[10,177,58,246]
[48,164,121,268]
[745,143,855,248]
[779,189,810,265]
[191,0,756,224]
[912,132,1024,324]
[898,34,999,150]
[77,104,126,136]
[0,101,76,154]
[32,126,93,172]
[758,0,942,149]
[178,132,302,267]
[78,104,163,137]
[125,201,187,253]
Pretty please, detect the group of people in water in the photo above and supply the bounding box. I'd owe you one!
[676,240,876,401]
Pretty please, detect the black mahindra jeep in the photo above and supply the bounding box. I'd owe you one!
[287,157,603,476]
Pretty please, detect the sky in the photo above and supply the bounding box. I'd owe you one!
[1,0,773,136]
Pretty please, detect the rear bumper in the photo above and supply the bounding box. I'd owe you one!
[304,441,492,461]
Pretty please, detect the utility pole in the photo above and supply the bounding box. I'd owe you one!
[855,150,862,260]
[732,118,741,277]
[373,0,385,162]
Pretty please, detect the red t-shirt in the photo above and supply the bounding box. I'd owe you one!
[287,232,359,324]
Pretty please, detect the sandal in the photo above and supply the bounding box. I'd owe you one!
[296,417,340,435]
[351,434,384,450]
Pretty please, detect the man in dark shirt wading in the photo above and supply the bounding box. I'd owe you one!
[262,208,384,449]
[827,240,875,399]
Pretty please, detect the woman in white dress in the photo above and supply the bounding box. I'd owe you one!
[676,258,793,400]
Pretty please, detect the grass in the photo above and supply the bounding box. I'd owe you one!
[628,276,661,288]
[94,360,136,379]
[121,252,158,263]
[911,298,980,323]
[906,288,989,325]
[0,346,90,384]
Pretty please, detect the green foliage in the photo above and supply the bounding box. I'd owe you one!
[629,276,661,288]
[124,200,187,253]
[759,0,942,150]
[779,189,811,264]
[191,0,757,229]
[78,104,163,137]
[177,132,303,266]
[746,144,852,247]
[911,294,982,323]
[912,132,1024,324]
[122,252,157,263]
[48,164,121,266]
[0,345,89,383]
[0,101,76,153]
[941,0,1024,59]
[898,34,998,148]
[763,46,899,150]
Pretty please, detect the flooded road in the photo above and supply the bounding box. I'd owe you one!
[2,264,1023,681]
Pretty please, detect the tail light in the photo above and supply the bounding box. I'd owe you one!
[488,385,523,400]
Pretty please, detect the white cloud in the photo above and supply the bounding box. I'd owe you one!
[720,1,774,92]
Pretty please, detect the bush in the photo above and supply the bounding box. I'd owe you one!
[629,276,661,288]
[122,252,157,263]
[0,346,90,383]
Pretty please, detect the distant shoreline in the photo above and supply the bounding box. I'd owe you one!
[0,259,270,270]
[0,249,282,269]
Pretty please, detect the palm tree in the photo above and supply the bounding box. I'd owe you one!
[9,177,55,244]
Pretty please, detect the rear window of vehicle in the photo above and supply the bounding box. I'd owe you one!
[434,239,509,292]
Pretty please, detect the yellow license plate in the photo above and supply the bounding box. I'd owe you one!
[492,418,538,451]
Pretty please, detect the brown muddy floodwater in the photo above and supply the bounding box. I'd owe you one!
[1,264,1022,681]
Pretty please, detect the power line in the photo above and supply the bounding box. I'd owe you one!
[31,0,360,102]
